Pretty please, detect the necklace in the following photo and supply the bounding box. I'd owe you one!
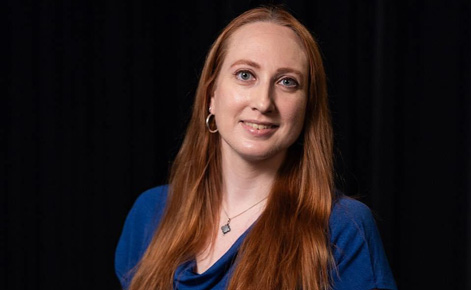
[220,197,268,235]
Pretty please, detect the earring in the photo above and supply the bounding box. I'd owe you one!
[206,113,218,133]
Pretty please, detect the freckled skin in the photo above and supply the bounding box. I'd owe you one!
[210,21,308,163]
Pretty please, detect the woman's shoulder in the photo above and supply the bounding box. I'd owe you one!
[119,184,170,240]
[121,184,169,231]
[329,194,381,249]
[131,184,169,214]
[114,185,170,288]
[330,194,375,228]
[329,193,397,290]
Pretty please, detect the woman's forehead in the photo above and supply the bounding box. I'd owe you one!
[222,22,308,73]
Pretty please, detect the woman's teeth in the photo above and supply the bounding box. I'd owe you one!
[244,122,274,130]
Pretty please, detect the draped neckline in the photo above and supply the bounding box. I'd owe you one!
[173,225,253,289]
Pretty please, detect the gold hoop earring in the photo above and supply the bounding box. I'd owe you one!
[205,113,218,133]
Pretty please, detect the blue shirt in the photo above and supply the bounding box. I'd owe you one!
[115,185,397,290]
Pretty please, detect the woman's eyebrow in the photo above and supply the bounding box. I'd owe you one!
[230,59,261,69]
[276,67,304,79]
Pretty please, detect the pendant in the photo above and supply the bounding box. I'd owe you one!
[221,223,231,235]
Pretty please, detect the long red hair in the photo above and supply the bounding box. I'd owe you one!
[129,6,334,290]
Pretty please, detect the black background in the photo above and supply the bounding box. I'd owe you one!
[4,0,470,289]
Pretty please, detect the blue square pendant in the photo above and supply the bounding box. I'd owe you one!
[221,224,231,235]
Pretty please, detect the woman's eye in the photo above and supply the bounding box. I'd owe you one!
[279,78,298,88]
[236,71,254,81]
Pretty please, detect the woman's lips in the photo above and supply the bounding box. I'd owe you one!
[243,121,277,129]
[240,120,279,136]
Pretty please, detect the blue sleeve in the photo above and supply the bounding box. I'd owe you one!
[329,197,397,290]
[114,185,169,289]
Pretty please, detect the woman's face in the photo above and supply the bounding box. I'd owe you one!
[210,21,308,163]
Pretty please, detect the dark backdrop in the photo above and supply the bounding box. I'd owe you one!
[4,1,470,289]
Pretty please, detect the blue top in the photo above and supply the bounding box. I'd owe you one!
[115,185,397,290]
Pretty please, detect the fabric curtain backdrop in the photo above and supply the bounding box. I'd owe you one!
[4,1,470,289]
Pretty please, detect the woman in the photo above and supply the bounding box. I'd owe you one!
[115,6,397,290]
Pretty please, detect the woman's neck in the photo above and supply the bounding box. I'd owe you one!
[220,147,286,210]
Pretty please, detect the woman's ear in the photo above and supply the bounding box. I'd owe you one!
[209,92,216,114]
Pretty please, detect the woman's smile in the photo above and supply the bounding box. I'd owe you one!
[240,120,279,137]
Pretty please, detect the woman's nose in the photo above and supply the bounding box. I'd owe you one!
[250,82,275,113]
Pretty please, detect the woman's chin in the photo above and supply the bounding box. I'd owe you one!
[237,148,287,164]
